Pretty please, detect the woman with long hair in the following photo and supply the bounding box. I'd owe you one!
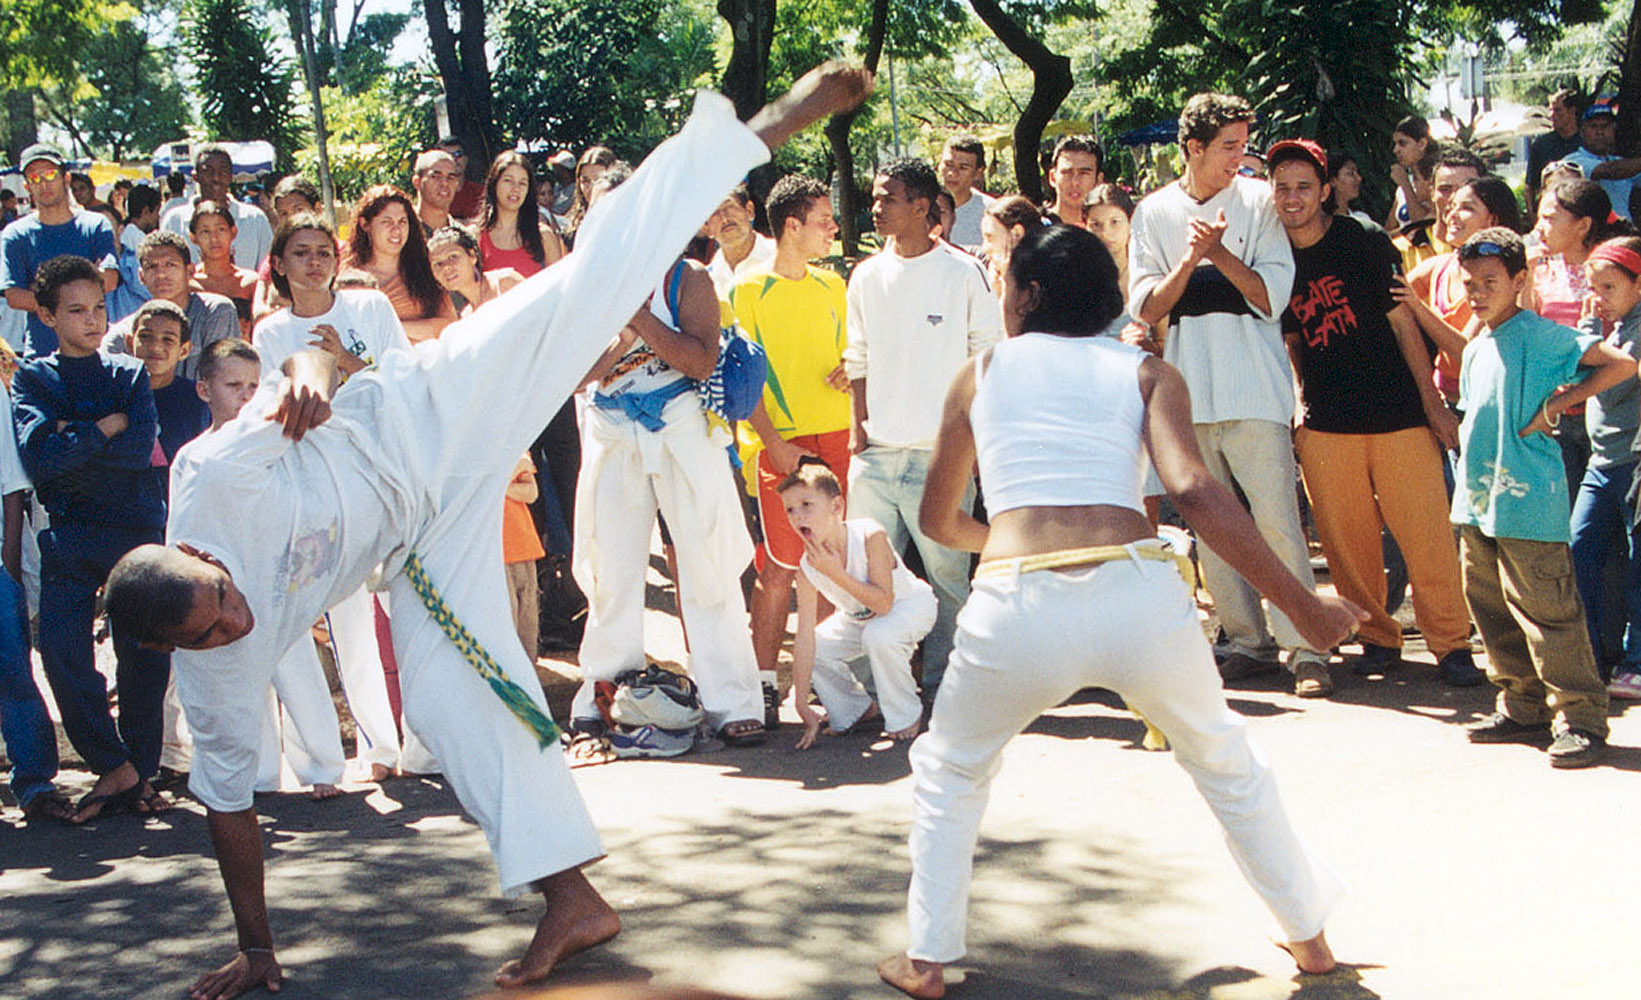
[1528,179,1632,325]
[566,145,618,242]
[479,151,565,277]
[1396,175,1525,400]
[345,184,456,343]
[978,194,1042,293]
[1386,115,1438,231]
[1081,183,1136,304]
[876,225,1362,997]
[428,223,525,317]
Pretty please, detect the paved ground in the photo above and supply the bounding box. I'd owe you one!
[4,549,1641,1000]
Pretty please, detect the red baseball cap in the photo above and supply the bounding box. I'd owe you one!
[1266,138,1329,180]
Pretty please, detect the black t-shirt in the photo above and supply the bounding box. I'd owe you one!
[1281,216,1426,435]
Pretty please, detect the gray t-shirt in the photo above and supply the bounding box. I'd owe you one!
[1583,306,1641,469]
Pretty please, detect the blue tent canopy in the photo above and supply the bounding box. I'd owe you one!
[1117,120,1179,147]
[150,140,276,180]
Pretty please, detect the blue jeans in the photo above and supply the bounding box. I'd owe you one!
[0,567,57,807]
[1569,460,1641,676]
[846,445,972,692]
[36,524,170,778]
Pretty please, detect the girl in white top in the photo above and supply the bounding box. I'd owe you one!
[878,224,1366,999]
[780,462,936,748]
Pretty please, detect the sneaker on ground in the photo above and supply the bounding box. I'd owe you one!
[1607,670,1641,700]
[1466,711,1550,744]
[607,724,695,759]
[1292,659,1333,698]
[1547,727,1606,769]
[1351,642,1402,677]
[1219,651,1279,683]
[1437,647,1485,687]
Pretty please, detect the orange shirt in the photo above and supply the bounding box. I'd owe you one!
[503,498,545,564]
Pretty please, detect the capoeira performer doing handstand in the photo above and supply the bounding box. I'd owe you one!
[876,224,1366,999]
[102,65,873,1000]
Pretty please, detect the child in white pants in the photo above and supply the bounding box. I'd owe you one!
[781,462,935,747]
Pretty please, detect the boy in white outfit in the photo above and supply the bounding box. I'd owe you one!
[102,66,871,999]
[782,462,934,748]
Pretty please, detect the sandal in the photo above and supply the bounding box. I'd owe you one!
[718,718,766,748]
[135,784,173,814]
[565,731,618,768]
[21,791,77,825]
[72,781,143,823]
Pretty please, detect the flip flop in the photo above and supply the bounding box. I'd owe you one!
[135,784,173,814]
[72,782,143,823]
[566,731,618,768]
[21,791,76,825]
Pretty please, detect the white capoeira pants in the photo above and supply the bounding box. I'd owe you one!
[570,396,763,730]
[324,586,402,770]
[261,639,346,789]
[812,590,935,733]
[173,89,770,893]
[164,638,345,791]
[905,552,1344,962]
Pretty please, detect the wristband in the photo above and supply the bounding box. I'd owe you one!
[241,947,274,955]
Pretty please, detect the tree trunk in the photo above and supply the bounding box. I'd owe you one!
[286,0,337,222]
[718,0,777,122]
[968,0,1073,204]
[826,0,888,256]
[424,0,502,181]
[5,88,39,165]
[1617,0,1641,156]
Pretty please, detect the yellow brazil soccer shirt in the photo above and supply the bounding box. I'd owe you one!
[729,264,851,437]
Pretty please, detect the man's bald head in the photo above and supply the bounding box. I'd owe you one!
[105,544,208,647]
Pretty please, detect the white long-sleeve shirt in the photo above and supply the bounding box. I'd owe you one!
[843,241,999,448]
[1129,176,1296,425]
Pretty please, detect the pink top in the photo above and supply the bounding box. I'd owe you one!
[1531,253,1589,328]
[479,228,544,278]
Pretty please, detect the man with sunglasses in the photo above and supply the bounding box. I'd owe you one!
[0,144,120,357]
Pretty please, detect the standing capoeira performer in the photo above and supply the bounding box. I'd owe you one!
[103,65,872,1000]
[876,225,1366,999]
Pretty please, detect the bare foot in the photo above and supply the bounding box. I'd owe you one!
[878,953,945,999]
[830,702,880,736]
[309,783,341,800]
[367,763,393,783]
[494,868,621,988]
[887,719,922,742]
[1276,930,1336,975]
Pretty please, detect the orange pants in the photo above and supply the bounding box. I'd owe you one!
[1295,426,1470,654]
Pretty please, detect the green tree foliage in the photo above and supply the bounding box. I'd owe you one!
[1097,0,1587,219]
[493,0,718,156]
[0,0,133,89]
[40,21,192,161]
[299,69,440,204]
[336,12,411,94]
[182,0,306,168]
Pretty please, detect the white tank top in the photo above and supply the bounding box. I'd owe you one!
[971,333,1148,516]
[799,518,924,620]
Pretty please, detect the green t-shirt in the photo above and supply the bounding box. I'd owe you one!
[1453,309,1598,542]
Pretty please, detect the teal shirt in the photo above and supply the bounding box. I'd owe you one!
[1452,309,1599,542]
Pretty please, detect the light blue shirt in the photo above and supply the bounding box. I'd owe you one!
[1454,309,1599,542]
[1565,147,1636,221]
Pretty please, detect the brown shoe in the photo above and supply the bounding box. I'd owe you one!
[1219,651,1279,682]
[1293,660,1333,698]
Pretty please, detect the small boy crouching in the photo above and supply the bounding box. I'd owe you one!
[1453,227,1636,768]
[780,462,935,748]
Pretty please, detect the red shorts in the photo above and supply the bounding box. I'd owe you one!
[756,428,852,569]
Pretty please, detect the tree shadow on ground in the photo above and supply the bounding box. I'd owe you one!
[1,790,1383,1000]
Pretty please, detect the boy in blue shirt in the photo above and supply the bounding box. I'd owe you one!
[1453,228,1635,768]
[128,299,210,464]
[11,254,170,819]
